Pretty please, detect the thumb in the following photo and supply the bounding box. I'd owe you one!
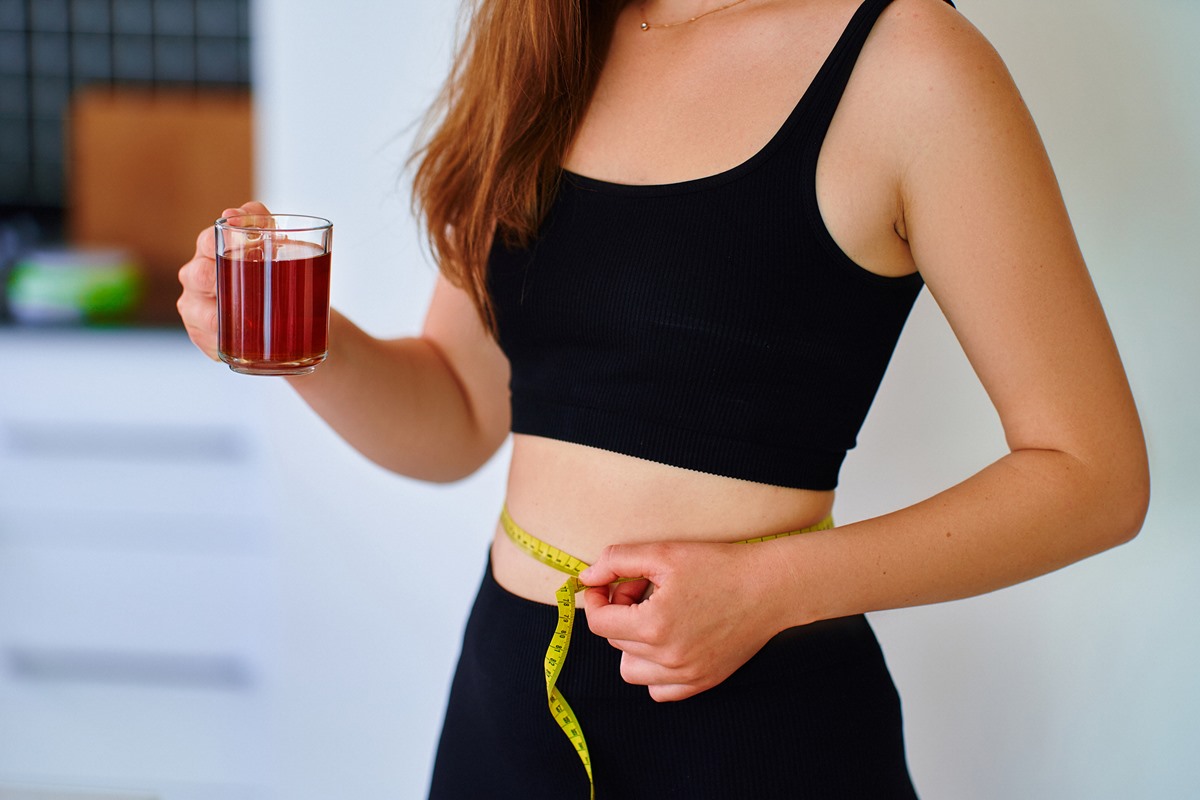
[579,542,661,587]
[219,201,273,223]
[239,200,272,216]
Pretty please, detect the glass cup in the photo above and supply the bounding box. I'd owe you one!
[215,214,333,376]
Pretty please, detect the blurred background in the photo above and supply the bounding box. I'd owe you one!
[0,0,1196,798]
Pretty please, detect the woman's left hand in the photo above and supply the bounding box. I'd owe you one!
[579,540,792,702]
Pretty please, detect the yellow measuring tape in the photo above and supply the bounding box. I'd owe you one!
[499,505,834,799]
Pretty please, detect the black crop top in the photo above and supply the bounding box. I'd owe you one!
[487,0,928,490]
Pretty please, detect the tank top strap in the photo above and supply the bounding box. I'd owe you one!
[799,0,898,141]
[795,0,956,145]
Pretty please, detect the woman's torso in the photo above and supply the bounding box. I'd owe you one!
[491,0,927,603]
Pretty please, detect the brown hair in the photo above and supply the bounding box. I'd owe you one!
[411,0,620,334]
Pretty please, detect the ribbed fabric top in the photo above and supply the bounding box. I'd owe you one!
[488,0,926,490]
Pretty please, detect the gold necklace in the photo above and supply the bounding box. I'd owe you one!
[639,0,752,31]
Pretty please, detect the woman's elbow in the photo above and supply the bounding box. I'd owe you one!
[1118,462,1151,545]
[417,429,510,484]
[1101,450,1151,548]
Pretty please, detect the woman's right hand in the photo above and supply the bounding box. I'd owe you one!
[176,201,271,360]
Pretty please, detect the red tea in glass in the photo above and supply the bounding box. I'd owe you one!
[215,215,332,376]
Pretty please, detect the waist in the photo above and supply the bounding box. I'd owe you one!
[493,434,834,603]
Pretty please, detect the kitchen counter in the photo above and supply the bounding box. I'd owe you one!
[0,327,278,797]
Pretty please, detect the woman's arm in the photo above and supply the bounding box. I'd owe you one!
[580,2,1149,701]
[284,278,511,482]
[178,203,511,482]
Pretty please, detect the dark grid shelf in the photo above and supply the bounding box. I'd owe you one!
[0,0,252,216]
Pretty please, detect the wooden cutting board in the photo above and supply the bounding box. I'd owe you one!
[69,88,254,325]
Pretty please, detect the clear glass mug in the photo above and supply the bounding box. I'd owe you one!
[215,214,333,376]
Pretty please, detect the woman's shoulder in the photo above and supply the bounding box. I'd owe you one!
[831,0,1032,158]
[867,0,1019,104]
[764,0,1017,107]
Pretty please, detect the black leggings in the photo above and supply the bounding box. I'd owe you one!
[429,560,918,799]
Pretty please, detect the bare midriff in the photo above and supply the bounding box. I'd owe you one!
[491,433,835,604]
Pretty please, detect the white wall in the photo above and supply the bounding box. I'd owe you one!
[249,5,511,798]
[252,1,1200,798]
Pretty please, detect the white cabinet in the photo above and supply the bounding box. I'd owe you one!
[0,329,277,799]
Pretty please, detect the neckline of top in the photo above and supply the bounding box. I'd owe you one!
[561,0,891,197]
